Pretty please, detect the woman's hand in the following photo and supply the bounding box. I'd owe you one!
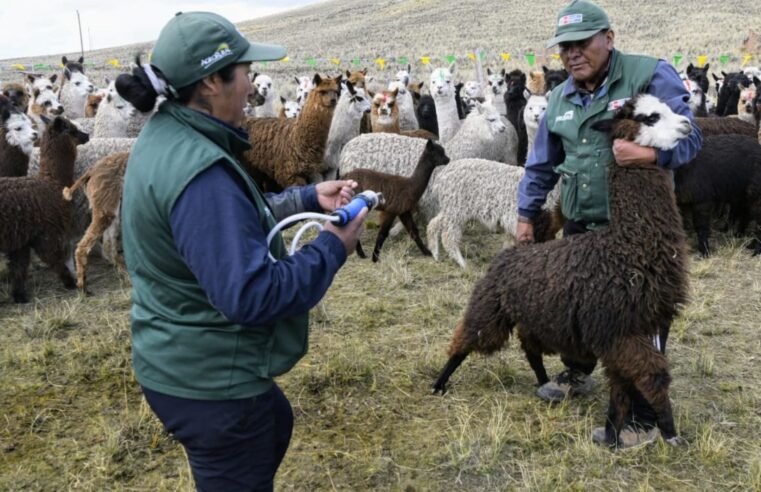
[612,139,657,167]
[316,180,358,212]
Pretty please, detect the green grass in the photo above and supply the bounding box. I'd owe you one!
[1,222,760,491]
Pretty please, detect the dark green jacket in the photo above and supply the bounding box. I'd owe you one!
[122,102,309,400]
[546,50,658,227]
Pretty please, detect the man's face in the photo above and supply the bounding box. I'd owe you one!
[559,30,614,84]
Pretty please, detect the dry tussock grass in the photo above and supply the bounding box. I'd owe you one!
[1,220,760,490]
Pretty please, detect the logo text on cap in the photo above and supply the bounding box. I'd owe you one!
[558,14,583,26]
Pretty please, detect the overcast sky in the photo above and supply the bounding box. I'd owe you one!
[0,0,321,60]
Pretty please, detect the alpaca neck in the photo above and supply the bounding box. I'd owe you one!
[408,154,438,200]
[372,114,400,133]
[39,138,76,186]
[0,134,30,175]
[433,94,460,142]
[294,100,334,151]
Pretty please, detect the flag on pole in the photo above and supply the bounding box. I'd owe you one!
[697,55,708,68]
[500,53,511,62]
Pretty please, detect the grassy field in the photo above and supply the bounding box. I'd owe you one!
[1,222,760,490]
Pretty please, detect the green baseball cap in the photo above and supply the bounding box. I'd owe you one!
[151,11,287,89]
[546,0,610,49]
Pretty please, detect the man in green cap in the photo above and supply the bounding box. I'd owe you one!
[516,0,703,447]
[116,11,366,490]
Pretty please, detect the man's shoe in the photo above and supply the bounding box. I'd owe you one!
[536,368,595,402]
[592,425,660,449]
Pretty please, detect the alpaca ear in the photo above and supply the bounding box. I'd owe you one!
[280,96,286,104]
[448,62,456,75]
[753,76,761,88]
[703,63,709,71]
[50,74,57,84]
[687,63,694,71]
[345,70,352,79]
[64,67,72,80]
[312,73,322,86]
[390,87,398,97]
[721,71,728,77]
[40,114,51,125]
[104,76,110,85]
[62,56,68,65]
[1,107,10,122]
[252,72,259,82]
[542,65,549,74]
[361,68,368,75]
[712,73,719,81]
[294,76,301,85]
[590,118,614,133]
[501,68,506,77]
[26,74,36,84]
[487,68,493,76]
[345,80,356,95]
[78,56,84,64]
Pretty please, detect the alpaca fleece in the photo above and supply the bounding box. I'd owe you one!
[242,75,340,190]
[696,116,757,137]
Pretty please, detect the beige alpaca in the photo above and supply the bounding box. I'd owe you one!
[63,151,128,292]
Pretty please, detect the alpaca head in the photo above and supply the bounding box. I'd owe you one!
[462,81,482,99]
[591,94,692,151]
[253,73,275,100]
[295,75,315,107]
[108,90,137,120]
[712,72,724,95]
[686,63,710,93]
[32,87,64,117]
[345,68,368,89]
[752,77,761,122]
[472,100,507,135]
[524,95,548,126]
[306,74,340,110]
[542,66,569,93]
[396,64,411,86]
[26,73,58,96]
[2,83,29,111]
[486,68,506,96]
[39,114,90,146]
[429,64,455,99]
[62,56,95,96]
[280,97,301,118]
[739,86,757,116]
[388,80,408,96]
[526,71,545,96]
[422,138,450,168]
[505,69,527,98]
[342,81,371,119]
[682,78,705,115]
[1,104,37,155]
[371,88,398,125]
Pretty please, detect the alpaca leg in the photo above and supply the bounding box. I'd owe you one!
[441,222,466,268]
[34,240,76,291]
[372,212,397,262]
[75,213,113,293]
[399,211,432,257]
[356,239,367,259]
[691,202,712,256]
[432,353,468,394]
[603,376,631,448]
[8,247,31,303]
[519,335,549,385]
[426,215,442,261]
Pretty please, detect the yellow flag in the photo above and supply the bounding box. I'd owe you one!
[500,53,511,62]
[697,55,708,68]
[281,56,289,62]
[11,63,25,70]
[107,59,121,68]
[420,56,431,65]
[467,53,476,61]
[743,54,754,66]
[330,58,340,65]
[375,58,386,70]
[551,54,561,60]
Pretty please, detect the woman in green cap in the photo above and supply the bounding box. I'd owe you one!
[115,11,366,491]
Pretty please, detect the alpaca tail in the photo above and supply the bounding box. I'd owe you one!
[63,171,92,201]
[426,214,443,261]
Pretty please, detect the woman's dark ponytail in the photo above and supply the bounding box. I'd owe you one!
[115,55,163,113]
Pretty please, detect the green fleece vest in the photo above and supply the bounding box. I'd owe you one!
[122,102,309,400]
[546,50,658,227]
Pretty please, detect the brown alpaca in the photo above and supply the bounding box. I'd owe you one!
[63,151,129,293]
[2,82,29,111]
[526,70,545,95]
[342,139,449,262]
[0,115,89,302]
[407,81,425,114]
[85,93,103,117]
[371,89,437,139]
[432,95,693,448]
[0,96,37,177]
[242,74,340,190]
[696,116,757,137]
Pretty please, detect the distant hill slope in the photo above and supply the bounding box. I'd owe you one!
[2,0,757,90]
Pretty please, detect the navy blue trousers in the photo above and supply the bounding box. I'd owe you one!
[561,219,667,428]
[142,384,293,492]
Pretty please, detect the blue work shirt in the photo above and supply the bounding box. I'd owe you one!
[517,59,704,221]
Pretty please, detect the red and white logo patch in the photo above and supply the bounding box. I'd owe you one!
[558,14,583,26]
[607,98,630,111]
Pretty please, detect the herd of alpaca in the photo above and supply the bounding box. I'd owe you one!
[3,51,761,450]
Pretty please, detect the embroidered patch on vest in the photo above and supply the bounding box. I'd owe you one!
[558,14,583,26]
[555,110,574,122]
[607,98,630,111]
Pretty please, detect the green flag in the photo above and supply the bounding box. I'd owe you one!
[398,56,408,66]
[525,53,536,67]
[673,54,683,66]
[306,58,317,66]
[352,58,361,66]
[446,54,456,64]
[719,55,730,64]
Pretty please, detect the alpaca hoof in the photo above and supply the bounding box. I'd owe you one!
[421,248,433,257]
[372,255,380,263]
[356,250,366,259]
[431,383,447,395]
[665,436,686,447]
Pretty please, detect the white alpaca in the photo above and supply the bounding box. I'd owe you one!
[485,68,507,116]
[26,75,64,133]
[396,64,411,86]
[280,97,301,119]
[322,81,372,181]
[295,76,314,108]
[3,111,37,158]
[427,159,560,268]
[58,57,95,119]
[523,94,548,157]
[429,63,462,143]
[93,82,137,138]
[252,74,278,118]
[388,80,419,131]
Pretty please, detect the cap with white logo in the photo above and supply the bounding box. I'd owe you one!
[546,0,611,49]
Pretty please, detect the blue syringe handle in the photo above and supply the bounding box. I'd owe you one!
[331,195,372,226]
